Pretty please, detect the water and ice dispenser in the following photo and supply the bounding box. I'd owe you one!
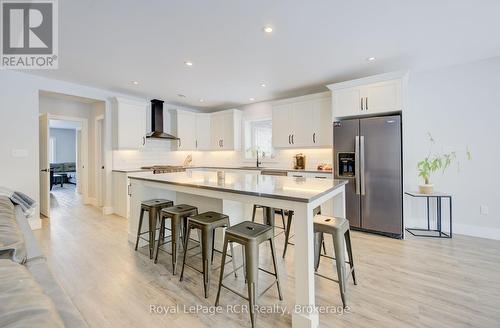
[337,152,356,178]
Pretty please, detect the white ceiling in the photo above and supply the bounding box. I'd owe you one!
[49,119,82,130]
[30,0,500,110]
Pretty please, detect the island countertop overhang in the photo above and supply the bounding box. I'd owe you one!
[128,171,348,203]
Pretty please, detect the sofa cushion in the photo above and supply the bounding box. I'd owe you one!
[0,259,65,327]
[0,197,26,263]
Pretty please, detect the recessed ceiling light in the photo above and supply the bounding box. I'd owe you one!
[263,26,273,33]
[185,61,193,66]
[249,97,255,101]
[367,57,376,62]
[132,80,139,85]
[177,94,186,98]
[260,83,266,88]
[199,99,204,103]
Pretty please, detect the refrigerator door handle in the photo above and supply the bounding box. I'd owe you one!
[355,136,361,195]
[360,135,366,195]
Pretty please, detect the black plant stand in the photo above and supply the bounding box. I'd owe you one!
[405,191,452,238]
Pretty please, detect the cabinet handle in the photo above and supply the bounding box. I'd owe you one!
[361,97,364,110]
[195,140,198,149]
[292,134,294,144]
[313,132,316,143]
[365,97,368,110]
[127,184,131,196]
[288,135,291,144]
[221,139,224,147]
[142,137,145,146]
[315,176,327,179]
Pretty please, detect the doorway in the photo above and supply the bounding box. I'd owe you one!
[39,115,87,217]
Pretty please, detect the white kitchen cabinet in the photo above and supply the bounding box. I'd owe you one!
[272,92,332,148]
[112,97,147,150]
[272,103,293,148]
[328,72,407,118]
[172,111,212,151]
[174,110,197,150]
[331,87,363,118]
[311,97,333,147]
[195,114,211,150]
[112,171,131,219]
[210,109,242,150]
[363,80,402,115]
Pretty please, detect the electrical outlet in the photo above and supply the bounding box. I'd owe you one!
[480,205,489,216]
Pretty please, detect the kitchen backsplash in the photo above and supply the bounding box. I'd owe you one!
[113,139,333,170]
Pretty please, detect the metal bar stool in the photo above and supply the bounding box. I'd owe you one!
[215,221,283,328]
[282,206,323,258]
[154,204,198,274]
[313,215,357,308]
[179,211,238,298]
[252,205,286,229]
[134,199,174,259]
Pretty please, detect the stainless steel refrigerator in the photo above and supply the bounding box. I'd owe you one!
[333,115,403,238]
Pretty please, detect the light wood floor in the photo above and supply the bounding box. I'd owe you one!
[35,185,500,328]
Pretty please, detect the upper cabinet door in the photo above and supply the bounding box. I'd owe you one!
[363,80,402,114]
[210,113,223,149]
[312,97,333,147]
[328,72,407,118]
[113,98,146,150]
[291,101,312,147]
[332,87,363,118]
[176,111,197,150]
[220,112,234,150]
[272,104,292,148]
[195,114,211,150]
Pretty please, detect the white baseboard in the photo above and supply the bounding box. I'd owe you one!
[453,223,500,240]
[88,197,98,207]
[102,206,113,215]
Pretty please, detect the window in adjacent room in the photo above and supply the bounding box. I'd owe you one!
[244,119,275,160]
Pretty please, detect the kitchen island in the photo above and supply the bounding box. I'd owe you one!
[127,170,347,328]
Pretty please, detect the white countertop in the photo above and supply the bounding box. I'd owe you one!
[128,170,347,203]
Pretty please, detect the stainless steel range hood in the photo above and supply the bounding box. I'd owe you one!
[146,99,179,140]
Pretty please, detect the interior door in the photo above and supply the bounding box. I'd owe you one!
[333,119,360,228]
[39,114,50,218]
[360,115,402,236]
[76,130,82,194]
[96,118,104,207]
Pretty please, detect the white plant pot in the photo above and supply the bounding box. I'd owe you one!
[419,184,434,194]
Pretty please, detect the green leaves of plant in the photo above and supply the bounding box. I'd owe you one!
[417,133,471,184]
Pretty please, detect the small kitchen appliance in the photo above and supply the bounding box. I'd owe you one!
[293,153,306,170]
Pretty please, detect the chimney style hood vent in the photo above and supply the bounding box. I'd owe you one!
[146,99,179,140]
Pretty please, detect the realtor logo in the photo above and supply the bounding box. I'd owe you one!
[1,0,58,69]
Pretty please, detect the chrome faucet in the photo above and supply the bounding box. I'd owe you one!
[256,150,262,168]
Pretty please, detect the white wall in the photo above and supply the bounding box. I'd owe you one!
[50,128,76,163]
[404,56,500,239]
[0,70,146,226]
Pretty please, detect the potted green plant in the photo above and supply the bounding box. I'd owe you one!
[417,133,471,194]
